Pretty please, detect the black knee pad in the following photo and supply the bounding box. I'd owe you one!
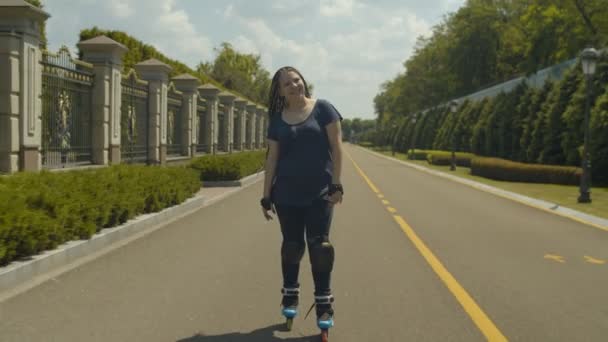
[281,241,305,264]
[309,241,334,273]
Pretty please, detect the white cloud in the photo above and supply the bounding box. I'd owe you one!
[106,0,134,18]
[232,35,259,55]
[43,0,465,118]
[223,4,235,18]
[119,0,214,66]
[327,8,430,67]
[320,0,358,17]
[272,0,307,12]
[225,13,331,81]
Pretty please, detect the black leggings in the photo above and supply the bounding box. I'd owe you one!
[275,198,334,296]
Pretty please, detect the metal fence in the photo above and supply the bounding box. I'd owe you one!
[217,104,226,152]
[196,104,208,153]
[453,58,579,104]
[245,113,252,149]
[167,86,183,157]
[233,111,241,150]
[120,71,149,163]
[41,47,94,168]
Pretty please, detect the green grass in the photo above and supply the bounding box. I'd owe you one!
[373,149,608,220]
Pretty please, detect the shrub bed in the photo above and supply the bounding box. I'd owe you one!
[0,165,200,266]
[470,157,581,185]
[426,151,476,167]
[189,150,266,182]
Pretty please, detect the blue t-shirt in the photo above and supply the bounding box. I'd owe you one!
[267,99,343,206]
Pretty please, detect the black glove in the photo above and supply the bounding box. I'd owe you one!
[328,184,344,196]
[260,197,273,211]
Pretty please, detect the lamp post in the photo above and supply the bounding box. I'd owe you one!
[408,114,418,160]
[449,100,458,171]
[578,47,599,203]
[391,123,397,156]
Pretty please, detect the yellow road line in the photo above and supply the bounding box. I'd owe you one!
[387,207,397,213]
[346,150,508,341]
[382,200,390,205]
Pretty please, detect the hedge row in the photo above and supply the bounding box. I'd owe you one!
[391,147,581,185]
[189,150,266,182]
[470,157,581,185]
[425,151,476,167]
[0,165,200,266]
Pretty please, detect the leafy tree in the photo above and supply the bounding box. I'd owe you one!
[78,28,262,105]
[196,43,272,104]
[590,85,608,184]
[510,83,534,160]
[539,65,581,164]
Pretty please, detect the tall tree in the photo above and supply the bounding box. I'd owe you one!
[197,43,272,105]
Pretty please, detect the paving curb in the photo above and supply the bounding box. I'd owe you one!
[358,147,608,231]
[202,170,265,188]
[0,171,265,295]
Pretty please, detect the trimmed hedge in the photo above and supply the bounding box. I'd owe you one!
[405,149,454,161]
[0,165,200,266]
[426,151,476,167]
[189,150,266,182]
[471,157,581,185]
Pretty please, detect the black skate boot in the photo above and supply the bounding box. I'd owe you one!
[281,287,299,330]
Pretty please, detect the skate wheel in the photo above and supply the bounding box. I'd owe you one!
[286,317,293,331]
[321,329,329,342]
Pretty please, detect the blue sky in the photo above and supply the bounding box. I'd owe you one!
[42,0,465,119]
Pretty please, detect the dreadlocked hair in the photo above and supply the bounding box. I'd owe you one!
[267,66,311,119]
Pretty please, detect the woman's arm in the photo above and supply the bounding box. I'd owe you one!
[263,139,280,199]
[326,120,343,185]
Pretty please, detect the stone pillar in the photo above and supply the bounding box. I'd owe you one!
[246,103,257,149]
[78,36,127,166]
[135,59,171,165]
[234,99,247,151]
[198,84,220,154]
[258,107,267,148]
[172,74,200,158]
[0,2,49,172]
[256,106,266,149]
[218,91,236,153]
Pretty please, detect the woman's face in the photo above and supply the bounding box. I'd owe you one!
[279,70,305,101]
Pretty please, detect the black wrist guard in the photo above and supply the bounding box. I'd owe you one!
[260,197,272,211]
[328,184,344,196]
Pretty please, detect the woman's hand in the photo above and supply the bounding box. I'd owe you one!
[324,184,344,206]
[261,197,275,220]
[324,191,343,206]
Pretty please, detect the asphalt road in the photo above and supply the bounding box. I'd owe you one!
[0,144,606,341]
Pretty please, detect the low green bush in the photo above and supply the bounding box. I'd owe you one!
[471,157,581,185]
[189,150,266,182]
[405,149,430,160]
[0,165,200,266]
[426,151,475,167]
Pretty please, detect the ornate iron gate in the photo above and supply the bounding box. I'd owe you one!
[196,103,208,153]
[41,47,93,168]
[167,86,183,157]
[217,105,226,152]
[120,71,149,163]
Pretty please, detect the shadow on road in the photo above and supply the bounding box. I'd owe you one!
[177,323,319,342]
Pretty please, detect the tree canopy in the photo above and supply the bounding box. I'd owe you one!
[374,0,608,124]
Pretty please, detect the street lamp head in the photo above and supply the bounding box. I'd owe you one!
[580,47,600,76]
[450,100,458,113]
